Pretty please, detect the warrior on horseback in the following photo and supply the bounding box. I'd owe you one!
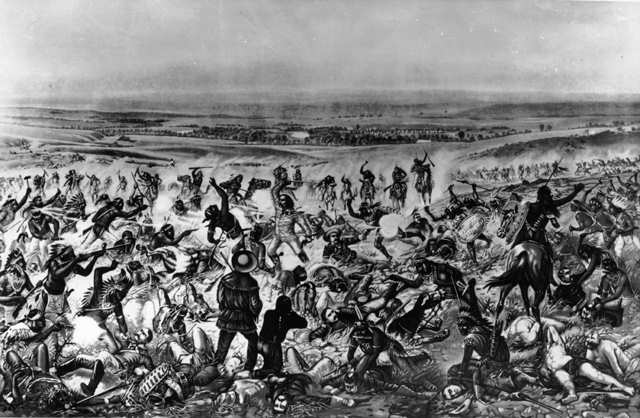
[359,161,376,206]
[385,167,408,211]
[411,152,435,204]
[490,183,584,324]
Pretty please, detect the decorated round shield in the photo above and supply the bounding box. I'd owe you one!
[379,213,404,238]
[454,212,488,243]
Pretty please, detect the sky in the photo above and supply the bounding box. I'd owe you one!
[1,0,640,104]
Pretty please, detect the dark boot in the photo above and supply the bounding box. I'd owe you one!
[58,355,104,396]
[79,357,104,396]
[5,350,28,375]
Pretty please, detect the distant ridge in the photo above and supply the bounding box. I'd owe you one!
[455,102,640,119]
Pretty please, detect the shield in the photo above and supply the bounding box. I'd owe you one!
[453,212,488,243]
[595,212,615,229]
[380,213,404,238]
[504,202,529,244]
[574,211,595,229]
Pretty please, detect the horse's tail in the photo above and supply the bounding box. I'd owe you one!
[484,253,526,290]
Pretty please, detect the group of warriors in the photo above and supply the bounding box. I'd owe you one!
[0,151,638,416]
[455,155,640,184]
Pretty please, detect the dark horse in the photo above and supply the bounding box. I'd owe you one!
[485,202,554,323]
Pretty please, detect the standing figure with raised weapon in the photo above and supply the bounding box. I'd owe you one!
[0,186,31,234]
[268,171,312,269]
[63,169,83,195]
[205,177,243,243]
[191,168,204,194]
[340,176,355,210]
[116,171,128,193]
[32,171,47,197]
[12,244,107,322]
[77,260,133,352]
[86,173,101,203]
[412,151,436,204]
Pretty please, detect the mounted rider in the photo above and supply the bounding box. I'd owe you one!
[512,183,584,255]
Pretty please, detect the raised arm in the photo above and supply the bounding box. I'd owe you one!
[16,188,31,210]
[360,161,368,175]
[43,189,61,206]
[346,200,364,220]
[215,184,229,215]
[93,261,118,289]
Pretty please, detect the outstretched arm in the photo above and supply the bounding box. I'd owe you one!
[120,205,146,219]
[73,255,102,277]
[552,184,584,207]
[580,181,600,203]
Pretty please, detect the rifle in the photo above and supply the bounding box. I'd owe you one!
[424,149,435,167]
[70,382,128,407]
[545,157,564,185]
[453,377,565,416]
[455,179,492,192]
[12,243,128,318]
[321,362,352,380]
[80,243,130,259]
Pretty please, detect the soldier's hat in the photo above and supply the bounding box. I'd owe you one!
[323,225,344,241]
